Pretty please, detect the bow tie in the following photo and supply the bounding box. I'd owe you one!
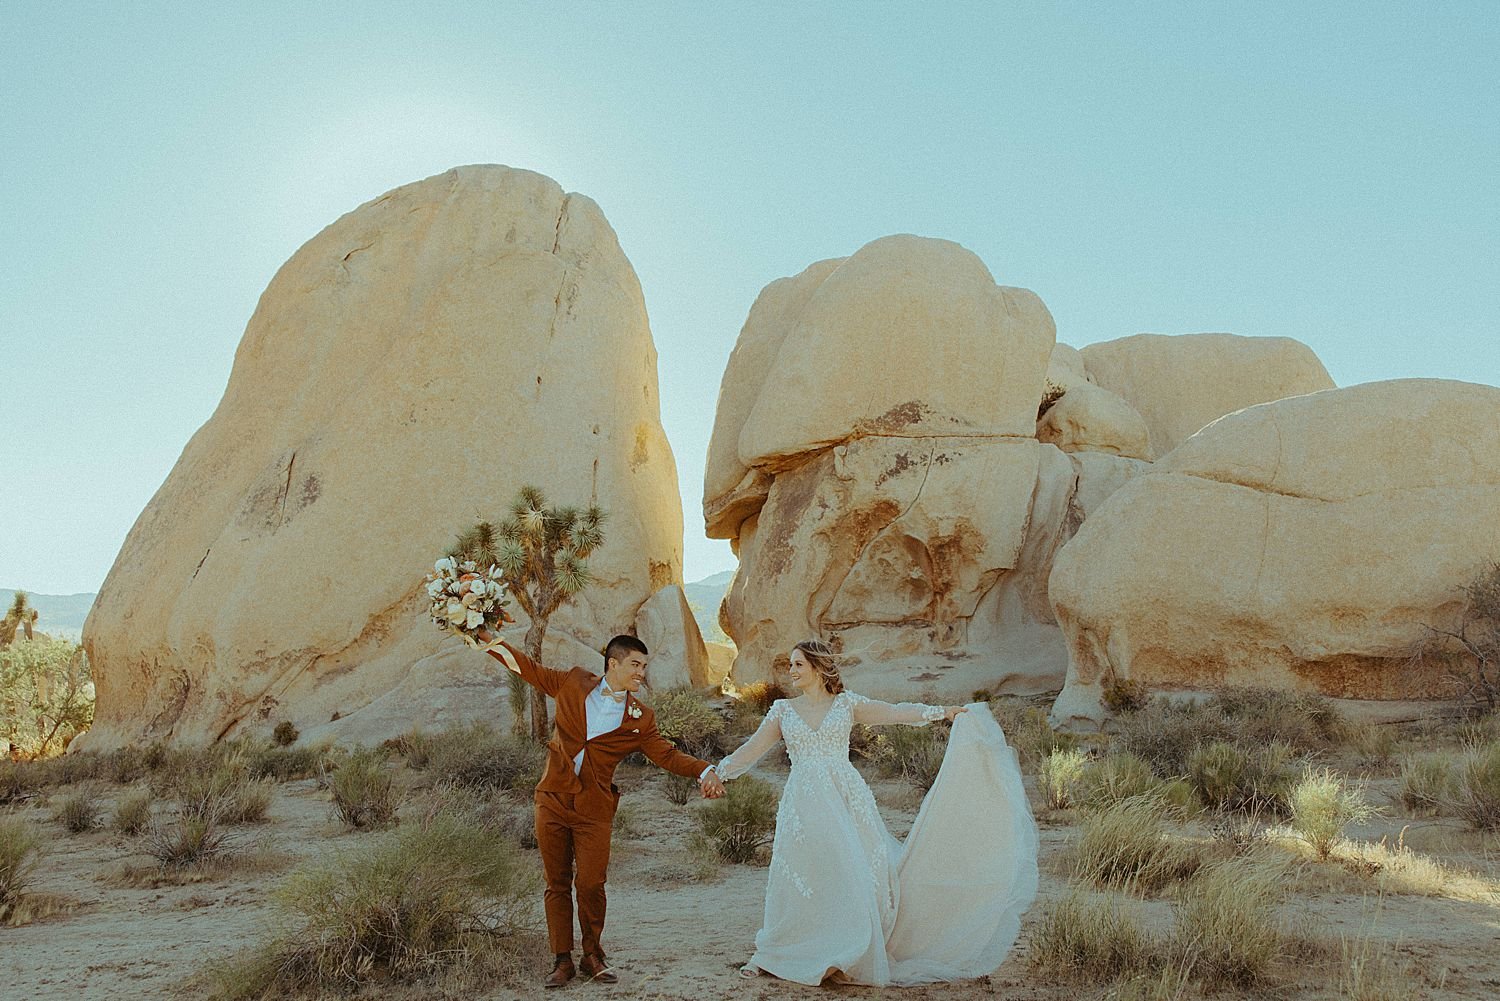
[600,683,627,704]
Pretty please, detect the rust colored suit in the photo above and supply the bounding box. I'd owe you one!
[487,641,710,960]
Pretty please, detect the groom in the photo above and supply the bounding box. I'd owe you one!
[477,627,725,988]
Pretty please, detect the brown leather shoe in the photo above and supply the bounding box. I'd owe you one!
[544,957,575,989]
[580,953,618,984]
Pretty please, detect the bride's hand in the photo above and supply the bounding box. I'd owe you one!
[943,705,968,722]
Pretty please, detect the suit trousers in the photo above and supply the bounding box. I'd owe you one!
[535,789,613,959]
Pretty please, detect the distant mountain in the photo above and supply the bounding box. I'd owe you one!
[684,570,734,645]
[0,589,96,642]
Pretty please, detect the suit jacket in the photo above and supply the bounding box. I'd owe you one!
[487,641,710,821]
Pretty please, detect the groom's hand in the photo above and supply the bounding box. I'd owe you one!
[700,768,725,799]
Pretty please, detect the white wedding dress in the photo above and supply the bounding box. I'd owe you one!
[716,691,1038,986]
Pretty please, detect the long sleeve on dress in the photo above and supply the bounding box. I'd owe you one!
[716,703,784,780]
[845,690,945,726]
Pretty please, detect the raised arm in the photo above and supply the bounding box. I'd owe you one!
[715,705,784,780]
[478,631,570,700]
[846,690,965,726]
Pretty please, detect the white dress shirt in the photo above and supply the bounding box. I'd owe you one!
[574,678,629,773]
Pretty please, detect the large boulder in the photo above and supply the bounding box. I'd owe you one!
[82,165,703,748]
[1037,382,1151,459]
[1080,333,1335,458]
[1049,379,1500,723]
[704,235,1147,699]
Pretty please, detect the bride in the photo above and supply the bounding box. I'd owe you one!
[712,639,1038,987]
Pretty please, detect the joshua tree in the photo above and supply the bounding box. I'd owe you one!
[0,592,39,648]
[450,486,606,742]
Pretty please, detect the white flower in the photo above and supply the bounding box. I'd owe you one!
[465,608,485,629]
[445,600,464,620]
[627,705,642,719]
[426,579,446,597]
[435,557,456,574]
[460,560,477,572]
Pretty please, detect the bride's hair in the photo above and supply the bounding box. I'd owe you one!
[792,639,844,695]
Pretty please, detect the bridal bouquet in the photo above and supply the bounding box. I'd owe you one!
[424,556,513,647]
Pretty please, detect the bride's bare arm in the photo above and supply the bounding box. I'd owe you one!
[846,691,966,726]
[715,705,784,780]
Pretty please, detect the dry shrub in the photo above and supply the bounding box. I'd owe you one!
[1028,890,1153,981]
[1338,933,1423,1000]
[246,744,329,782]
[1102,676,1148,715]
[1170,855,1289,989]
[1071,795,1205,893]
[990,697,1078,767]
[0,815,43,923]
[203,811,537,999]
[1117,699,1233,777]
[664,771,699,806]
[869,725,948,790]
[271,721,298,746]
[1451,739,1500,830]
[697,774,777,864]
[54,786,101,833]
[1397,752,1453,814]
[653,688,728,759]
[610,801,643,844]
[1041,748,1088,810]
[112,787,154,834]
[329,748,398,829]
[1079,753,1173,812]
[735,681,786,717]
[1289,768,1374,860]
[422,722,545,795]
[145,812,235,868]
[1187,740,1295,816]
[1211,687,1347,751]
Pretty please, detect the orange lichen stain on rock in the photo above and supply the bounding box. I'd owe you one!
[852,400,932,437]
[1289,653,1447,700]
[630,425,650,470]
[757,465,826,579]
[648,560,674,590]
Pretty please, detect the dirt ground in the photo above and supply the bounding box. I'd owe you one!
[4,753,1499,1001]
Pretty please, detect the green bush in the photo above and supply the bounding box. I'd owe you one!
[205,811,537,997]
[1071,795,1204,893]
[1040,748,1088,810]
[1397,752,1452,814]
[653,688,727,759]
[0,815,43,922]
[1079,753,1164,812]
[0,636,94,759]
[422,723,545,795]
[54,787,101,833]
[869,725,947,790]
[329,748,397,830]
[1288,768,1374,859]
[697,774,777,864]
[1452,739,1500,830]
[112,787,154,834]
[1187,741,1295,816]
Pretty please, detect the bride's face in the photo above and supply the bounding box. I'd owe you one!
[786,649,819,694]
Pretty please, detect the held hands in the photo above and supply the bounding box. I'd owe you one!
[699,768,726,799]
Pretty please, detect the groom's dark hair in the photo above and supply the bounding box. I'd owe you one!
[604,634,649,666]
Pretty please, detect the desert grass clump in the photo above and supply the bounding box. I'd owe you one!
[696,773,777,864]
[112,787,154,834]
[1289,767,1374,859]
[54,786,101,832]
[271,721,298,746]
[329,748,397,829]
[1117,698,1233,777]
[653,688,727,759]
[145,812,235,869]
[1187,740,1295,816]
[1338,933,1422,1000]
[1079,753,1169,812]
[0,815,43,922]
[1169,855,1288,989]
[870,725,948,790]
[246,744,329,782]
[423,722,545,795]
[990,698,1078,767]
[1397,752,1452,814]
[1451,739,1500,830]
[1040,748,1088,810]
[1210,687,1347,752]
[205,811,537,998]
[1071,795,1205,893]
[1028,890,1154,981]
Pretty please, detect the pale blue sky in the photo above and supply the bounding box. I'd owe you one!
[3,1,1497,595]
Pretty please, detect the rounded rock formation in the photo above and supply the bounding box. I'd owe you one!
[82,165,703,748]
[1049,378,1500,723]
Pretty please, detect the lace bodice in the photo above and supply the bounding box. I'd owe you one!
[717,690,945,780]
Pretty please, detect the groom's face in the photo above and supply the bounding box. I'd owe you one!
[606,651,648,693]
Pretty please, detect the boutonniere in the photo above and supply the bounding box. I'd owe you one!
[627,704,643,719]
